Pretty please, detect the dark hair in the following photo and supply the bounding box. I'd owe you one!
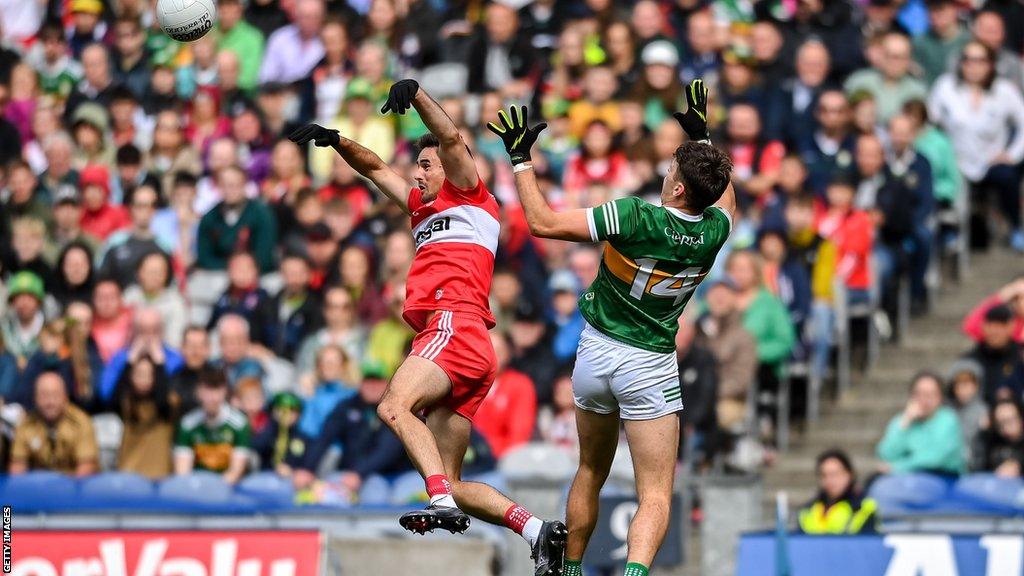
[115,353,173,422]
[55,241,96,303]
[172,171,199,189]
[816,448,856,479]
[117,144,143,166]
[957,41,997,91]
[182,325,208,342]
[674,142,733,211]
[991,399,1024,438]
[415,133,440,155]
[197,366,229,389]
[901,99,929,125]
[910,370,944,393]
[37,20,64,42]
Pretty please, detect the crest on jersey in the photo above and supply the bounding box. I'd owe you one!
[435,289,444,300]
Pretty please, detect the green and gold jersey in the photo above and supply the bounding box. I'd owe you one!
[174,406,251,473]
[579,197,732,354]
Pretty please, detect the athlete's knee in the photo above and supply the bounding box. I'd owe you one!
[376,392,413,427]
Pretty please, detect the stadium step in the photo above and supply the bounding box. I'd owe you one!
[760,248,1022,524]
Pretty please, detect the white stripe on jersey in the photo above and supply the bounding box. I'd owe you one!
[609,201,619,235]
[601,204,611,237]
[412,205,499,254]
[586,208,598,242]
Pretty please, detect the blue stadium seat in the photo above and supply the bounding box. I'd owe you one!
[79,472,155,508]
[951,474,1024,513]
[237,472,295,507]
[158,471,233,505]
[390,470,428,505]
[868,473,951,510]
[0,472,79,512]
[358,474,392,506]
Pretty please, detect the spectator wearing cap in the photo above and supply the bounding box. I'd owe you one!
[258,0,326,85]
[26,21,82,104]
[962,303,1023,404]
[197,165,278,273]
[877,371,965,476]
[9,371,98,476]
[467,2,537,97]
[844,32,928,124]
[270,254,323,360]
[98,307,185,408]
[50,188,99,258]
[71,102,114,168]
[964,278,1024,345]
[295,286,366,376]
[114,351,175,478]
[0,272,47,368]
[66,0,109,58]
[216,0,265,91]
[98,184,171,289]
[548,269,584,362]
[310,77,395,182]
[475,332,537,459]
[252,391,310,476]
[946,358,988,468]
[630,40,681,129]
[293,361,410,491]
[65,43,121,122]
[78,164,130,242]
[174,366,251,484]
[698,279,758,433]
[913,0,970,86]
[978,399,1024,477]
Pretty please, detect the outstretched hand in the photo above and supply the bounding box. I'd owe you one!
[486,105,547,165]
[288,124,340,148]
[672,78,710,142]
[381,79,420,115]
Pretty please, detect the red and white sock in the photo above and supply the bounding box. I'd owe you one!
[425,474,457,508]
[504,504,543,547]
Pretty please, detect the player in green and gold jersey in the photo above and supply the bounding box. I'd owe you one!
[488,79,735,576]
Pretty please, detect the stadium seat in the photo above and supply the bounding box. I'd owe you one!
[259,272,283,295]
[91,413,124,471]
[0,472,79,512]
[185,270,229,326]
[951,474,1024,513]
[390,470,429,505]
[358,474,392,506]
[79,472,155,507]
[868,473,951,510]
[237,472,295,507]
[158,471,234,505]
[499,443,576,483]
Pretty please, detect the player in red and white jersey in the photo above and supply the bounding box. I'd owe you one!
[289,80,567,576]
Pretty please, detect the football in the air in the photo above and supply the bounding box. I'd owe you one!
[156,0,217,42]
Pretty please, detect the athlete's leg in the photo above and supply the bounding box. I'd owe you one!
[621,414,679,568]
[428,406,512,523]
[564,407,620,563]
[377,355,451,481]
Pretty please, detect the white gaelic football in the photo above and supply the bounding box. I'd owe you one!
[156,0,217,42]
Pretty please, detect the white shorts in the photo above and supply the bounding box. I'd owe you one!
[572,322,682,420]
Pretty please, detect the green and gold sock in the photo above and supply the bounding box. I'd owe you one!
[623,562,649,576]
[564,559,583,576]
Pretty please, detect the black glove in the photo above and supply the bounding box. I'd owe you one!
[380,79,420,115]
[486,105,547,165]
[288,124,340,147]
[672,79,710,142]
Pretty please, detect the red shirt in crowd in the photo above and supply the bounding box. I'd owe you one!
[816,208,874,291]
[474,368,537,458]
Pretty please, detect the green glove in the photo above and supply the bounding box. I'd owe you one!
[486,105,548,166]
[672,79,710,142]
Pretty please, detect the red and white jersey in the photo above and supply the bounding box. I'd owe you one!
[403,178,499,333]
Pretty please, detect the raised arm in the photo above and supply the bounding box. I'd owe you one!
[289,124,411,215]
[673,78,737,224]
[490,106,592,242]
[381,79,478,190]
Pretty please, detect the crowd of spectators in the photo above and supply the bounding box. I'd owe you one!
[0,0,1023,502]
